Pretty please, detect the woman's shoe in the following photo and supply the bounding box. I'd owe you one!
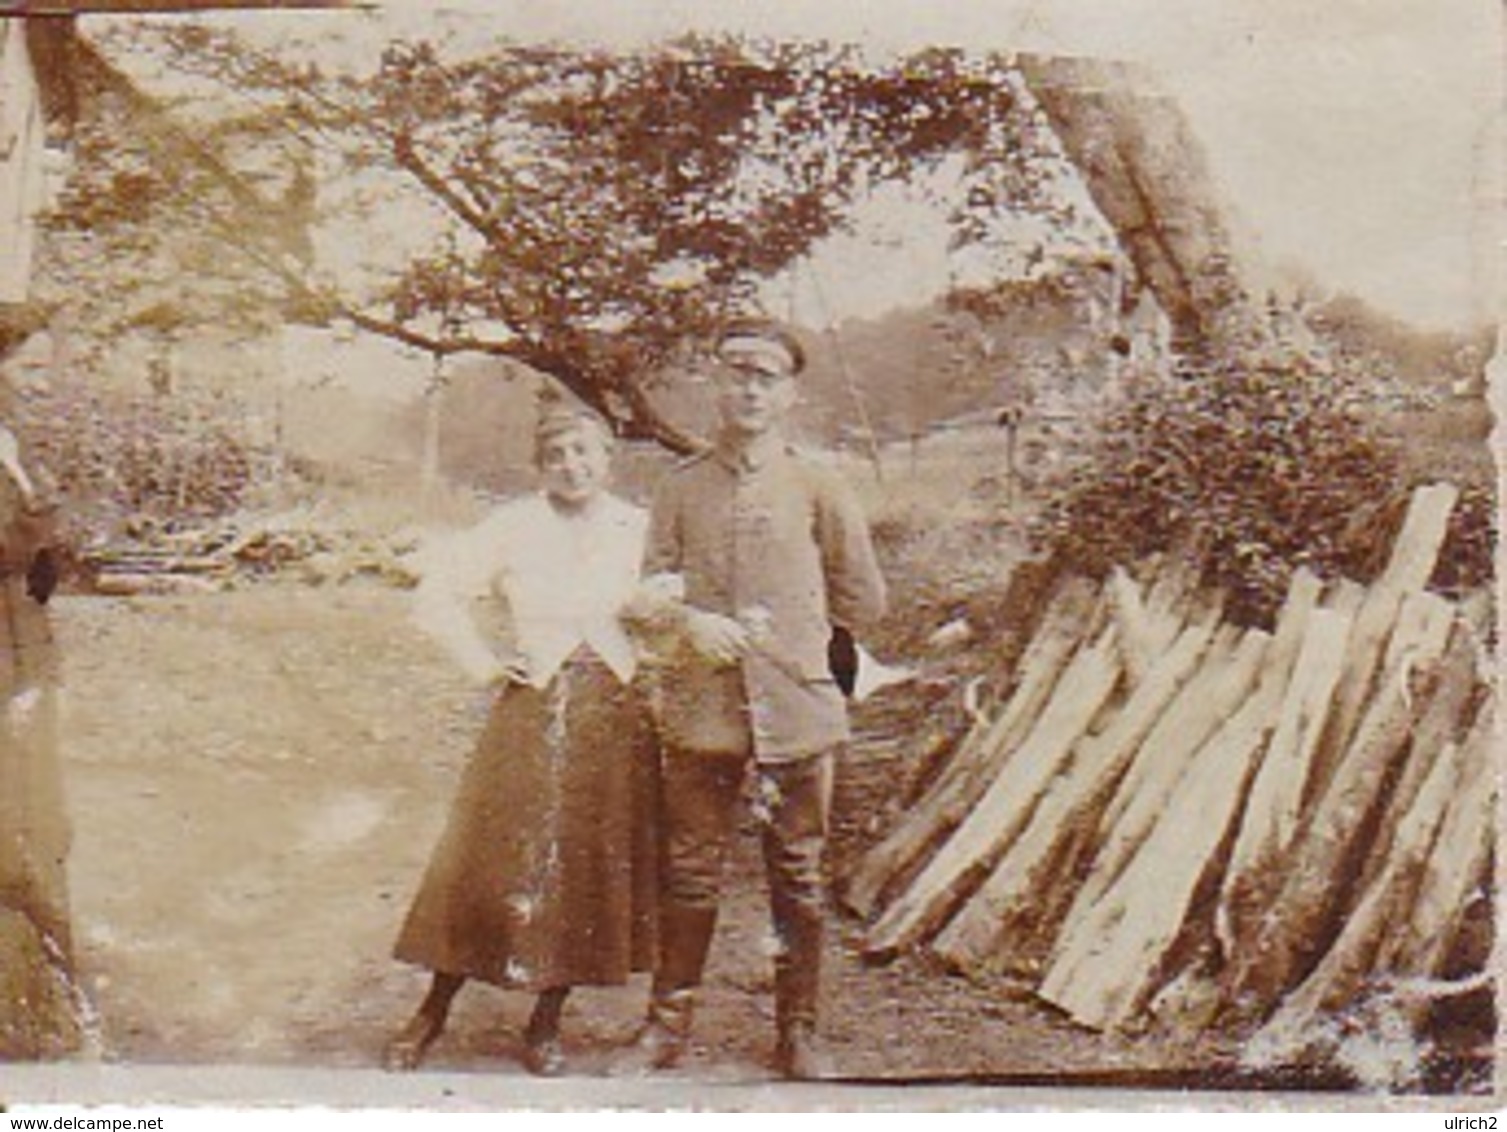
[523,1035,565,1077]
[383,1013,444,1072]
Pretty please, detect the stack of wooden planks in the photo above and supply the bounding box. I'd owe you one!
[844,482,1494,1048]
[82,515,420,594]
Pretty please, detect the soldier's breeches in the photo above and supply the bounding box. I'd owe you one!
[657,746,834,1004]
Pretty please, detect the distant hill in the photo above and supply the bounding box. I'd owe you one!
[793,264,1132,446]
[1307,293,1491,391]
[301,261,1137,493]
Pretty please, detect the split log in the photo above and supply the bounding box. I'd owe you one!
[1107,565,1159,685]
[1382,703,1495,978]
[1051,624,1263,946]
[91,554,228,576]
[1217,581,1357,954]
[931,599,1222,976]
[1221,589,1456,1016]
[1033,578,1309,1027]
[1143,554,1201,619]
[1121,556,1198,661]
[1368,624,1482,872]
[93,573,224,597]
[1037,625,1284,1031]
[862,623,1123,960]
[1253,700,1493,1044]
[1252,557,1324,657]
[1316,483,1456,801]
[841,577,1100,919]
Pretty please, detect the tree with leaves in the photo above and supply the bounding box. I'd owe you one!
[51,20,1099,452]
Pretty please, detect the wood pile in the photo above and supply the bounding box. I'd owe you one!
[81,516,419,594]
[844,482,1494,1054]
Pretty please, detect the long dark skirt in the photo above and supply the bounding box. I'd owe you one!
[393,649,658,990]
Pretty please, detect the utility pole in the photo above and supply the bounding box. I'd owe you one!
[422,351,446,489]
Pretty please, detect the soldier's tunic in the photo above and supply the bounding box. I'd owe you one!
[393,492,658,991]
[644,437,886,762]
[640,434,885,1031]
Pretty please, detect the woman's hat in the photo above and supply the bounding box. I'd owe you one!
[534,384,612,447]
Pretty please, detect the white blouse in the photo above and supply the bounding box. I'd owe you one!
[412,492,648,688]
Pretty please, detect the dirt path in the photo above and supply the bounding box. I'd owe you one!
[50,586,1212,1085]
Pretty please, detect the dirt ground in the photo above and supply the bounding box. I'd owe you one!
[50,583,1237,1091]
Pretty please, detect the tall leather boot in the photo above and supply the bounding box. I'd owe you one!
[773,912,831,1080]
[614,904,717,1073]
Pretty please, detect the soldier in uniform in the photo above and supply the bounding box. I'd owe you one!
[623,319,886,1079]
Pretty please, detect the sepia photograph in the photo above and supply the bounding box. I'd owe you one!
[0,0,1499,1114]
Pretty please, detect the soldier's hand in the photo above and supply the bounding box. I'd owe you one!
[0,426,35,503]
[466,652,530,690]
[485,654,532,689]
[636,572,686,607]
[621,572,686,626]
[682,609,749,665]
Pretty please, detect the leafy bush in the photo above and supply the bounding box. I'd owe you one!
[1030,348,1493,627]
[17,379,274,554]
[1434,480,1495,601]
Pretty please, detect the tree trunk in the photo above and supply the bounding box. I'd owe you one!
[421,374,444,488]
[1018,56,1267,358]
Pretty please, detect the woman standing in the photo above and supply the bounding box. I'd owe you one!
[384,397,658,1076]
